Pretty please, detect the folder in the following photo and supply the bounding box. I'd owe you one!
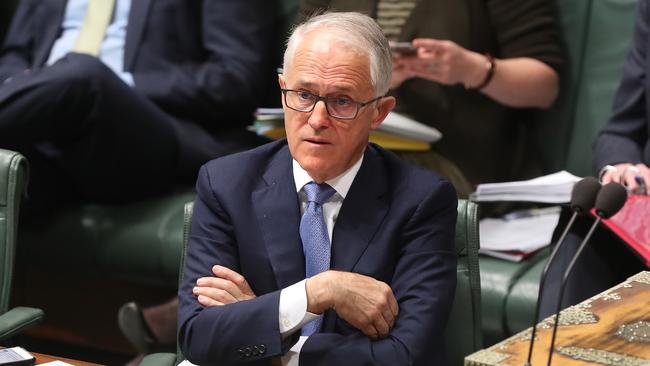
[599,195,650,267]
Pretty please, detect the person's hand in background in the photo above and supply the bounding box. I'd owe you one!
[600,163,650,195]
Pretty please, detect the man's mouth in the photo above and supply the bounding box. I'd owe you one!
[305,138,330,145]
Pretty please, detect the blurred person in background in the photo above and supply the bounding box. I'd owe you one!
[300,0,564,198]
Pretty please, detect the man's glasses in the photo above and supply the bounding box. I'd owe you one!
[281,89,383,120]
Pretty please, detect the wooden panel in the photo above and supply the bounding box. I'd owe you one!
[466,271,650,366]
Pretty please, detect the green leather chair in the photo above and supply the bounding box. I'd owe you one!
[0,149,44,342]
[141,199,482,366]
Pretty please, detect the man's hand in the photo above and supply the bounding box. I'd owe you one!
[305,271,399,339]
[600,163,650,195]
[193,265,256,307]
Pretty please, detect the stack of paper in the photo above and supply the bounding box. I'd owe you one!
[251,109,441,151]
[479,206,561,261]
[380,112,441,143]
[470,171,582,203]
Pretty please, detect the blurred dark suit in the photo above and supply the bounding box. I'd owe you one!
[0,0,273,205]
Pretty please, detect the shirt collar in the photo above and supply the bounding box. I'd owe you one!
[292,155,364,199]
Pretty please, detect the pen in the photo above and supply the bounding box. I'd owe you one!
[634,175,647,195]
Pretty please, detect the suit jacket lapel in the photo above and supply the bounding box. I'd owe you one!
[124,0,152,70]
[34,0,67,67]
[252,147,306,289]
[330,147,389,272]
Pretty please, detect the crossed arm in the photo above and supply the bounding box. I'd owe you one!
[194,266,399,339]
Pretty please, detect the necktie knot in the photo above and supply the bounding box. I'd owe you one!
[303,182,336,205]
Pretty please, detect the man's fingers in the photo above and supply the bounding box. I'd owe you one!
[197,294,225,307]
[197,276,246,299]
[373,313,391,338]
[361,323,380,340]
[194,285,238,304]
[212,265,255,296]
[388,295,399,320]
[381,306,396,330]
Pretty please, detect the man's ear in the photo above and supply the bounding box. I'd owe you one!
[370,96,396,130]
[278,74,286,89]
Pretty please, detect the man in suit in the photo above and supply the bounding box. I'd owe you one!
[178,12,458,366]
[593,0,650,192]
[0,0,273,208]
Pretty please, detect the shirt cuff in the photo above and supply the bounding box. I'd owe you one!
[279,279,320,339]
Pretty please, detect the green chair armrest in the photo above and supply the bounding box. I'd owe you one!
[140,352,177,366]
[0,306,44,341]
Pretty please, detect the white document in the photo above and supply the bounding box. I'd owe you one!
[471,171,582,203]
[379,112,442,142]
[39,362,75,366]
[479,206,561,253]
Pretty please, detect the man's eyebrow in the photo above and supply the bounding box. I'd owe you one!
[292,80,356,93]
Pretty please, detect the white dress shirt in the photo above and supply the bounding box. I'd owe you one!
[278,156,363,366]
[46,0,134,86]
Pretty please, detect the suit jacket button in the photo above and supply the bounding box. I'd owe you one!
[244,346,252,357]
[252,345,260,356]
[259,344,266,354]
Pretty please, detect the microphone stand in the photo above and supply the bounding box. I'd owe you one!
[524,213,578,366]
[546,216,602,366]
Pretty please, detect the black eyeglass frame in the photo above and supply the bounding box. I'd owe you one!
[280,88,385,120]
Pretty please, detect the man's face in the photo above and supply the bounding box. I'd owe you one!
[279,31,395,183]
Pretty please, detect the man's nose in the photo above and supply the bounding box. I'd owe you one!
[307,100,331,129]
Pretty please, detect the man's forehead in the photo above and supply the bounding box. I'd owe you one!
[286,34,372,91]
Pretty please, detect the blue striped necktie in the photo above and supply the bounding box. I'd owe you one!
[300,182,336,336]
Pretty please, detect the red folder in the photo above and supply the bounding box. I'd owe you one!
[597,195,650,267]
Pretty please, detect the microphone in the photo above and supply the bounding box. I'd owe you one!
[524,177,601,366]
[545,182,627,366]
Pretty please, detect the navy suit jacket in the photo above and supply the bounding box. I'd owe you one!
[178,139,458,366]
[593,0,650,171]
[0,0,277,129]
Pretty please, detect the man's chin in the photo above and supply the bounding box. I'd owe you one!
[296,157,338,181]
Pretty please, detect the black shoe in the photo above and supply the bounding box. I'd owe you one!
[118,302,157,353]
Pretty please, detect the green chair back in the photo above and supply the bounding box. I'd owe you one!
[0,149,43,341]
[446,199,482,366]
[0,149,27,314]
[564,0,637,176]
[536,0,637,176]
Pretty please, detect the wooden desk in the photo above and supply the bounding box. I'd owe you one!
[33,351,102,365]
[465,271,650,366]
